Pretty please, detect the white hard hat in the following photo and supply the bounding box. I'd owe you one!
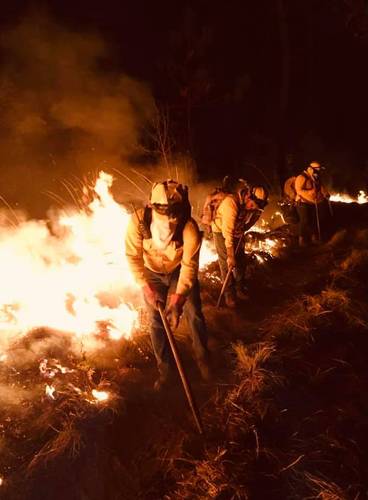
[150,180,183,205]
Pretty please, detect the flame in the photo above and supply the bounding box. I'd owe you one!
[0,476,3,486]
[91,389,109,402]
[45,384,56,400]
[330,190,368,204]
[0,171,291,351]
[198,217,285,271]
[0,171,139,347]
[199,238,218,268]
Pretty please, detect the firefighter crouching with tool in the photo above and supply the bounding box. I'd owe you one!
[210,180,269,308]
[295,161,330,246]
[125,180,211,391]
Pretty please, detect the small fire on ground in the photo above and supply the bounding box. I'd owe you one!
[330,190,368,204]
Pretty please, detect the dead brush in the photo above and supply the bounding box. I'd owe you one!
[331,248,368,287]
[27,415,82,472]
[223,342,283,427]
[305,288,350,315]
[262,299,314,341]
[303,472,350,500]
[262,285,367,344]
[172,447,249,500]
[26,384,119,473]
[231,342,280,400]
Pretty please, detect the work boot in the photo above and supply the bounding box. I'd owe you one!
[224,291,236,308]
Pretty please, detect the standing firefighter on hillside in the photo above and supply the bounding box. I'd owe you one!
[295,161,330,246]
[125,180,210,391]
[202,178,268,308]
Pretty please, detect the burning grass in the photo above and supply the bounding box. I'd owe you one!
[1,172,367,498]
[0,327,153,495]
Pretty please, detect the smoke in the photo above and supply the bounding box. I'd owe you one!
[0,11,155,216]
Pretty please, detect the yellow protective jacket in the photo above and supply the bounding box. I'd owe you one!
[295,172,329,204]
[125,208,202,296]
[211,194,238,248]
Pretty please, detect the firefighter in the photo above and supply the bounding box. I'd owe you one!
[211,180,268,308]
[125,180,211,391]
[295,161,330,246]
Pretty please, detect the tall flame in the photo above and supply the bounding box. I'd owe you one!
[0,171,139,347]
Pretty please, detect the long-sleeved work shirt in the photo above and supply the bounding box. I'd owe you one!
[125,208,202,296]
[295,172,329,204]
[211,195,239,248]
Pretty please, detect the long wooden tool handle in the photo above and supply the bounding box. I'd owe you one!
[157,303,204,435]
[216,234,244,308]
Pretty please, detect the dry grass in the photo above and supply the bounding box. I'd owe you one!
[170,447,249,500]
[27,417,82,471]
[262,285,367,345]
[304,472,350,500]
[231,342,281,400]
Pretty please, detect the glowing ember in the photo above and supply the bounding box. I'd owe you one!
[45,384,56,400]
[39,359,74,378]
[330,190,368,204]
[91,389,109,402]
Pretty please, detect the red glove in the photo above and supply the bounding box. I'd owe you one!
[165,293,186,330]
[142,284,161,309]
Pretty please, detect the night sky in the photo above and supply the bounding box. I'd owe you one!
[1,0,368,214]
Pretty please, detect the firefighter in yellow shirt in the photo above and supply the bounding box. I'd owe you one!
[125,180,210,391]
[211,180,268,308]
[295,161,330,246]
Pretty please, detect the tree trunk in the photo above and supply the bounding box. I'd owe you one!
[276,0,290,193]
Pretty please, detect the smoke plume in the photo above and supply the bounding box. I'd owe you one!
[0,11,154,216]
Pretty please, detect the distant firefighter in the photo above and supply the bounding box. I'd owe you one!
[201,177,268,308]
[125,180,211,391]
[294,161,330,246]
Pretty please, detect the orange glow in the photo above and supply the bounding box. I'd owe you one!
[0,171,139,352]
[91,389,110,402]
[330,190,368,204]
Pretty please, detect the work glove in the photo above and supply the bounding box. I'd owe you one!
[226,246,236,269]
[142,284,162,309]
[165,293,186,331]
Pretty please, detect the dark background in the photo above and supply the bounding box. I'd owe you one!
[1,0,368,214]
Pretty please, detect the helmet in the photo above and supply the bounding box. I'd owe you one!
[249,185,269,209]
[150,180,188,218]
[307,161,324,179]
[234,178,250,202]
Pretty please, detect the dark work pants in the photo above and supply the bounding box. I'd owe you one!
[297,201,329,240]
[213,232,245,293]
[143,266,208,374]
